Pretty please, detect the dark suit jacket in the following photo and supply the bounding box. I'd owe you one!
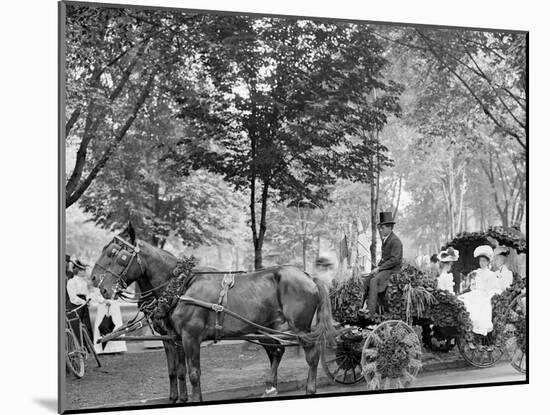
[378,231,403,272]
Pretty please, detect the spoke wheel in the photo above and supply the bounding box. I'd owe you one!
[65,328,85,378]
[361,320,422,390]
[321,329,364,385]
[458,333,504,368]
[503,292,526,373]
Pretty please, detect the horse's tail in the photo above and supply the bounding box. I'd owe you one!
[299,277,338,347]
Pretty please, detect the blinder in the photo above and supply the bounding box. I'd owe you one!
[106,244,119,258]
[96,236,144,295]
[116,249,132,266]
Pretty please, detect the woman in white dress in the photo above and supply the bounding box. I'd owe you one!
[90,288,128,354]
[493,246,514,293]
[458,245,501,336]
[436,247,459,293]
[66,260,94,346]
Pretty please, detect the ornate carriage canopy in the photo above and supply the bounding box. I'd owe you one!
[441,226,526,278]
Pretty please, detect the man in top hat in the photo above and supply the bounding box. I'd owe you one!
[359,212,403,317]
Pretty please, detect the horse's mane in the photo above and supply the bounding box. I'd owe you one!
[139,241,227,275]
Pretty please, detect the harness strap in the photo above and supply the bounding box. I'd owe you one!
[179,295,308,342]
[214,273,236,342]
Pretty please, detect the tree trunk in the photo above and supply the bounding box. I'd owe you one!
[66,70,157,207]
[302,232,307,272]
[316,235,321,258]
[370,131,379,270]
[65,51,146,203]
[393,173,403,220]
[253,177,271,270]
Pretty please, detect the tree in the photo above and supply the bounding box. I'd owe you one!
[473,131,526,228]
[174,17,401,268]
[64,6,207,207]
[373,27,526,150]
[385,29,526,236]
[78,97,248,248]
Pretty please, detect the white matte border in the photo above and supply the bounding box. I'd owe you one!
[1,1,545,414]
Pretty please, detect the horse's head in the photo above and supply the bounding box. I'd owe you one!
[91,222,145,299]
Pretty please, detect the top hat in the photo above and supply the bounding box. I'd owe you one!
[72,259,88,270]
[378,211,396,226]
[65,254,71,263]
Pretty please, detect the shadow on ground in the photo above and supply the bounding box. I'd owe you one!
[34,398,57,413]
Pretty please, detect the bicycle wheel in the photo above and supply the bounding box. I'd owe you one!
[82,328,102,368]
[65,328,85,378]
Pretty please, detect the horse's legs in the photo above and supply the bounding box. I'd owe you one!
[303,343,320,395]
[260,339,285,397]
[162,340,178,403]
[175,342,188,403]
[181,333,202,402]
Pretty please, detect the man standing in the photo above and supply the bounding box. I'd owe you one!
[359,212,403,317]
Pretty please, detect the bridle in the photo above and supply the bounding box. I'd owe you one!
[95,235,146,297]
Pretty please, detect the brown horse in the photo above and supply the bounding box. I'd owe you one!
[90,223,336,403]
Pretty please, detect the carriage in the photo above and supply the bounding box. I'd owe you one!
[87,224,526,402]
[321,226,527,388]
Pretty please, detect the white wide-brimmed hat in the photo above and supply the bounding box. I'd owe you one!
[474,245,494,260]
[437,247,460,262]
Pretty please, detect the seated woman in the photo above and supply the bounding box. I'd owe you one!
[458,245,500,336]
[436,247,459,294]
[493,246,514,293]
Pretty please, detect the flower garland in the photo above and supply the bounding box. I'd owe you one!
[384,263,436,323]
[442,226,526,254]
[491,275,526,352]
[426,289,474,342]
[330,263,475,349]
[362,321,422,390]
[141,256,197,322]
[329,276,364,325]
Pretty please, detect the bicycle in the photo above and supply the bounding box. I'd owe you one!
[65,300,101,378]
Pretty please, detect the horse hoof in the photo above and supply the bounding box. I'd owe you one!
[177,397,188,404]
[169,397,178,404]
[262,387,278,398]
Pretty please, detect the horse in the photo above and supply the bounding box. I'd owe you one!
[90,223,337,403]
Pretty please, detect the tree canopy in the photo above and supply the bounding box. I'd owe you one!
[64,5,527,267]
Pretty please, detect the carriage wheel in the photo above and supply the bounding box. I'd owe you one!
[321,329,364,385]
[361,320,422,390]
[65,328,85,378]
[457,333,504,368]
[82,328,102,368]
[503,292,526,374]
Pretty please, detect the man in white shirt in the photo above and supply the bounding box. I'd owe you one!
[493,246,514,293]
